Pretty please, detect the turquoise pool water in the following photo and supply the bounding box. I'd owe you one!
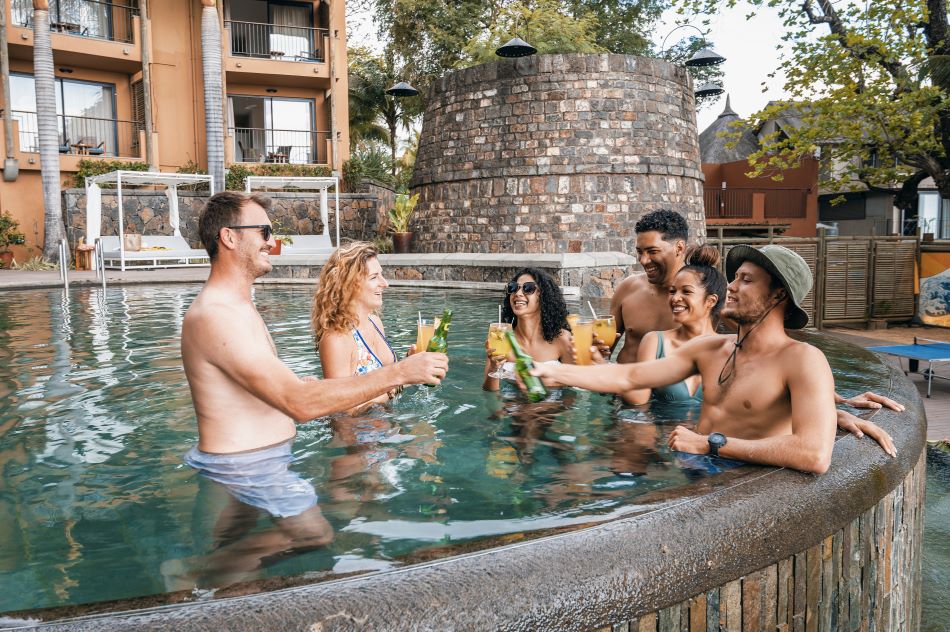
[0,284,929,618]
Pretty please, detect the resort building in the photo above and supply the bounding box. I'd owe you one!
[0,0,349,259]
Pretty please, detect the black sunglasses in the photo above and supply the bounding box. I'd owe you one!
[219,224,273,241]
[506,281,538,295]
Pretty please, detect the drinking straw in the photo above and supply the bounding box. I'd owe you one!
[498,304,502,325]
[418,311,422,326]
[588,301,598,320]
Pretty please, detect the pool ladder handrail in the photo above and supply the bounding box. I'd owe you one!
[58,239,69,291]
[93,238,107,290]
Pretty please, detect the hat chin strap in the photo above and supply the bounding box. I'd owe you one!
[717,296,786,386]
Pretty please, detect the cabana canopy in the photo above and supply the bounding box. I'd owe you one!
[85,170,215,271]
[245,175,340,250]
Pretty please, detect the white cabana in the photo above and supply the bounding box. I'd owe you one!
[245,175,339,253]
[85,171,215,270]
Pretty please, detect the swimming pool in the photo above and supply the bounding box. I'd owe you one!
[0,284,934,627]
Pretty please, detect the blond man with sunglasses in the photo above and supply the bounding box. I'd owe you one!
[180,192,448,519]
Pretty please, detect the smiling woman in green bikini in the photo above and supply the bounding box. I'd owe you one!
[621,244,725,406]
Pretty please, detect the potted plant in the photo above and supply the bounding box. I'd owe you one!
[389,192,420,254]
[0,211,26,269]
[270,218,294,255]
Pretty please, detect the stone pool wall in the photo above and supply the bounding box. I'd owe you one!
[266,252,637,298]
[605,451,925,632]
[61,187,391,246]
[410,53,707,254]
[31,360,925,631]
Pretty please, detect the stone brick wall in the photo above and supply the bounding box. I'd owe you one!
[62,189,388,247]
[410,53,707,254]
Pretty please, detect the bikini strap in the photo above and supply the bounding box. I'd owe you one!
[369,316,398,362]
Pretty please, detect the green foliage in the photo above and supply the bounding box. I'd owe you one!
[271,218,294,244]
[371,234,394,253]
[13,256,57,271]
[224,163,332,191]
[176,160,332,191]
[72,159,150,188]
[348,46,395,147]
[457,0,606,67]
[673,0,950,206]
[389,192,420,232]
[343,142,396,190]
[0,211,26,250]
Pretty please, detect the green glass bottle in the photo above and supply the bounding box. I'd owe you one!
[426,309,452,353]
[504,329,549,403]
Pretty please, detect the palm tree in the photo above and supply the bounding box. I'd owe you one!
[200,0,225,192]
[33,0,67,263]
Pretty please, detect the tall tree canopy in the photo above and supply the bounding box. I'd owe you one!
[362,0,668,95]
[676,0,950,212]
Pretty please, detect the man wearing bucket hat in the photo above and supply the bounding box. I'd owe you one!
[532,244,901,474]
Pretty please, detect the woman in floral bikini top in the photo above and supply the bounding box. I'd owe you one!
[312,242,401,412]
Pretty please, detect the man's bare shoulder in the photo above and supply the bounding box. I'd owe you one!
[614,273,651,300]
[183,291,253,339]
[780,339,831,371]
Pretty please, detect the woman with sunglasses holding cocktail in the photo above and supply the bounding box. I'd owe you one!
[483,268,575,392]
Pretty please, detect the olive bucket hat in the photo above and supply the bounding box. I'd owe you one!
[725,244,813,329]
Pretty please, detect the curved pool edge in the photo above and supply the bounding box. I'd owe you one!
[33,361,926,632]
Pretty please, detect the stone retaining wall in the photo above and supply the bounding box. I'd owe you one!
[61,188,388,247]
[266,253,636,298]
[410,53,707,254]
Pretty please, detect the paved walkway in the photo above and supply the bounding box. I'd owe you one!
[826,325,950,441]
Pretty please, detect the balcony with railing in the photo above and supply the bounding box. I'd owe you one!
[231,128,331,165]
[13,111,144,159]
[11,0,138,44]
[704,188,809,219]
[224,20,327,63]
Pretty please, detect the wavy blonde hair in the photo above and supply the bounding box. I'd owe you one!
[311,241,380,344]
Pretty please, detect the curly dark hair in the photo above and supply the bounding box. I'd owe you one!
[634,209,689,242]
[501,268,569,343]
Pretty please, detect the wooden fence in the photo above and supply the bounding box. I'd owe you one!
[707,232,918,329]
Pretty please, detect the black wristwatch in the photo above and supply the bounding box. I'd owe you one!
[708,432,727,457]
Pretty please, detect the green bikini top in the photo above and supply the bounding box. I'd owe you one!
[651,331,703,404]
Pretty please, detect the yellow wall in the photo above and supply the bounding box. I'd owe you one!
[0,0,349,258]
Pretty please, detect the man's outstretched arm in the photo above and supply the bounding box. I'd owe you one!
[669,345,838,474]
[200,313,447,421]
[531,344,697,394]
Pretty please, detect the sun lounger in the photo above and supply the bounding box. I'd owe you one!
[99,235,210,269]
[278,234,334,255]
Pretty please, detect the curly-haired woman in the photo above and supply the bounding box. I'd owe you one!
[311,241,400,410]
[482,267,575,391]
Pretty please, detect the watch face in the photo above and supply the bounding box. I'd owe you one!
[709,432,726,446]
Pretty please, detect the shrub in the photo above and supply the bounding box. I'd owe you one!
[0,210,26,250]
[72,159,150,188]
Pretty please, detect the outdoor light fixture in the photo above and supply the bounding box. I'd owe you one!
[385,81,419,97]
[694,82,725,98]
[685,47,726,67]
[495,37,537,58]
[659,25,726,67]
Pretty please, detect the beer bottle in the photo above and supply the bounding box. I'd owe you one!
[504,329,549,402]
[426,309,452,353]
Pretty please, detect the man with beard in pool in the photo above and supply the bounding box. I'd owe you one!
[171,191,448,588]
[603,209,899,439]
[533,245,902,474]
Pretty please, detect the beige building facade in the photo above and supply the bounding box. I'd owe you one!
[1,0,349,260]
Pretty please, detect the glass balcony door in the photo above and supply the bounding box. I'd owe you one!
[11,74,117,155]
[268,2,313,59]
[230,95,315,164]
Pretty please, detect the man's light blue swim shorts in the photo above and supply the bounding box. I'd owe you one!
[184,440,317,518]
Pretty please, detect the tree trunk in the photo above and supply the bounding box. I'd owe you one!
[140,0,156,170]
[200,2,225,193]
[33,4,67,263]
